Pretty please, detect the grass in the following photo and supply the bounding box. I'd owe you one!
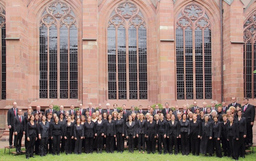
[0,148,256,161]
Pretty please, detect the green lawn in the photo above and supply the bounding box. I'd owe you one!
[0,148,255,161]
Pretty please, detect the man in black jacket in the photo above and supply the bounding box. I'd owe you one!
[228,97,241,108]
[14,109,25,153]
[45,104,56,116]
[242,98,255,147]
[162,102,170,117]
[7,101,18,148]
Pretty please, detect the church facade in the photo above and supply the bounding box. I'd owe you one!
[0,0,255,115]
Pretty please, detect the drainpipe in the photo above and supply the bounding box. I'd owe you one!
[220,0,224,102]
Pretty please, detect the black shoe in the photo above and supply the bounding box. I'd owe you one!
[26,157,29,159]
[10,145,13,148]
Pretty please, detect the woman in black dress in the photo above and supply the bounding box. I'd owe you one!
[115,113,125,153]
[212,116,222,158]
[26,115,38,159]
[145,115,157,154]
[50,116,64,155]
[166,114,180,155]
[64,116,74,154]
[74,118,84,154]
[126,115,136,153]
[84,116,95,154]
[180,114,190,155]
[105,114,116,153]
[95,115,105,153]
[221,114,229,156]
[137,113,146,154]
[236,110,247,158]
[38,115,50,157]
[190,114,201,156]
[227,115,239,160]
[200,115,213,156]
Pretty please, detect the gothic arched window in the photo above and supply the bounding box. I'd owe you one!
[176,3,212,100]
[244,11,256,98]
[107,2,147,100]
[39,1,78,99]
[0,6,6,99]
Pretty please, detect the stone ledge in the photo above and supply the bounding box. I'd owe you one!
[160,39,175,42]
[5,37,20,40]
[82,38,97,41]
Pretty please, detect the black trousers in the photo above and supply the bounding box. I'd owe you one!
[35,139,40,154]
[207,138,213,155]
[138,134,145,151]
[190,134,199,155]
[9,126,15,146]
[213,138,222,158]
[52,135,61,154]
[14,132,23,152]
[116,133,124,152]
[106,136,114,153]
[48,138,52,154]
[74,137,82,154]
[221,136,229,156]
[39,137,48,156]
[85,137,93,153]
[228,137,239,160]
[65,136,73,154]
[200,134,208,155]
[158,134,167,153]
[180,132,189,155]
[147,135,155,153]
[26,135,36,157]
[246,121,253,145]
[238,132,245,157]
[128,135,134,152]
[169,134,178,154]
[61,137,65,152]
[96,134,104,150]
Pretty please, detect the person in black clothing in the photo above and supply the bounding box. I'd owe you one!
[145,115,157,154]
[105,114,116,153]
[64,116,74,154]
[50,117,64,155]
[14,109,25,154]
[137,113,146,153]
[34,113,40,155]
[166,114,180,155]
[46,113,53,154]
[212,116,222,158]
[125,115,136,153]
[38,115,50,157]
[221,114,229,156]
[74,118,84,154]
[95,115,105,153]
[190,114,201,156]
[180,114,190,155]
[236,110,247,158]
[84,116,95,153]
[242,98,255,147]
[59,113,66,153]
[157,113,167,154]
[115,113,125,153]
[7,102,18,148]
[26,115,38,159]
[45,104,56,116]
[227,115,239,160]
[200,115,213,156]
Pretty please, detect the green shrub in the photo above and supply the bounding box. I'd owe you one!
[53,105,60,112]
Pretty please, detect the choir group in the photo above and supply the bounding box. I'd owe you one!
[7,97,255,160]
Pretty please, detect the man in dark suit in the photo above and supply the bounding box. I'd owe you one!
[45,104,56,116]
[121,104,128,120]
[191,101,200,113]
[222,102,228,114]
[7,102,18,148]
[14,109,25,153]
[228,97,241,108]
[153,105,160,115]
[162,102,170,117]
[138,105,145,115]
[76,104,85,117]
[69,104,76,116]
[96,104,103,115]
[242,98,255,146]
[57,105,65,117]
[33,105,43,115]
[87,103,95,117]
[103,103,113,116]
[128,106,137,116]
[112,103,118,113]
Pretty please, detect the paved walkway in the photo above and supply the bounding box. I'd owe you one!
[1,121,256,149]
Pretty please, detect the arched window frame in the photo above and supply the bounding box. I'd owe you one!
[39,1,78,99]
[244,11,256,99]
[107,1,148,100]
[175,3,212,100]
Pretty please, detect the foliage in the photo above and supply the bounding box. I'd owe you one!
[117,107,123,111]
[254,70,256,74]
[74,107,79,111]
[53,105,60,112]
[170,107,176,111]
[151,104,163,110]
[134,106,139,111]
[215,103,222,108]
